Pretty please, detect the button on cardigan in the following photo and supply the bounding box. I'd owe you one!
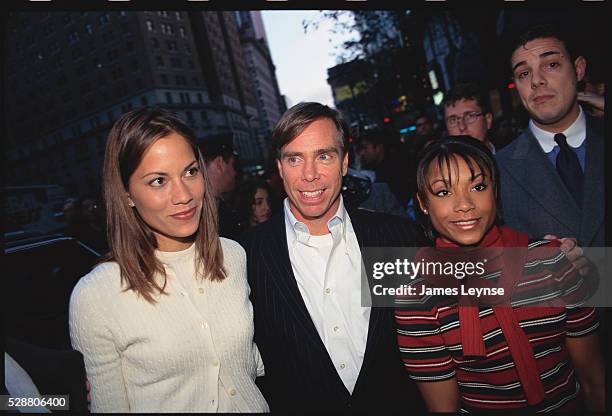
[69,238,268,413]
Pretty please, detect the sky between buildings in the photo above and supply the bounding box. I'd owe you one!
[261,10,359,109]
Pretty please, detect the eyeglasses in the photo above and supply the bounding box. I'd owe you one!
[446,112,483,128]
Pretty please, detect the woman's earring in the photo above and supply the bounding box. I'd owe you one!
[127,197,135,207]
[422,209,428,214]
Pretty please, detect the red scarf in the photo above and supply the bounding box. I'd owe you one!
[418,226,546,405]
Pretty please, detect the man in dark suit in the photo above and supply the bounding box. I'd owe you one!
[496,23,604,247]
[240,102,426,412]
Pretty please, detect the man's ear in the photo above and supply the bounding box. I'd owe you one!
[211,155,224,173]
[276,158,284,180]
[485,113,493,131]
[341,152,349,176]
[574,56,587,82]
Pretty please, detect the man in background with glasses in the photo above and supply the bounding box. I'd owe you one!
[442,82,496,153]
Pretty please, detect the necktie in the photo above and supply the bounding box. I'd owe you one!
[554,133,583,207]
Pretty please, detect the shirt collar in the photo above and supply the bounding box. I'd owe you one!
[283,195,347,246]
[529,105,586,153]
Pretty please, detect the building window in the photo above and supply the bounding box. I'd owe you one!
[179,27,186,38]
[170,57,183,68]
[107,48,120,61]
[197,93,203,103]
[98,14,110,26]
[84,23,93,34]
[184,43,191,54]
[43,23,54,37]
[111,67,124,80]
[146,20,154,31]
[156,56,164,67]
[161,23,173,35]
[102,31,114,44]
[161,74,168,84]
[67,31,80,45]
[152,37,159,48]
[175,12,182,20]
[126,41,134,53]
[141,96,148,106]
[48,42,59,55]
[165,92,173,103]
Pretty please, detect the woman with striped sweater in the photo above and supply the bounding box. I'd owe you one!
[395,136,603,412]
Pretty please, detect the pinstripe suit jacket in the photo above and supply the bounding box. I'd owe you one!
[239,208,428,413]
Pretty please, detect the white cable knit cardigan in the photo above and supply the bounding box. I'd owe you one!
[69,238,269,413]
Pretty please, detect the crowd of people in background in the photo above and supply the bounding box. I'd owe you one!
[60,41,604,247]
[29,21,605,413]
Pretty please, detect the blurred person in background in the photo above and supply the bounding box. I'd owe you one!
[232,178,275,233]
[577,74,604,118]
[357,128,411,206]
[443,82,496,153]
[415,113,435,138]
[200,136,242,239]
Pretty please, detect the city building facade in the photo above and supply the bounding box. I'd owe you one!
[5,11,271,196]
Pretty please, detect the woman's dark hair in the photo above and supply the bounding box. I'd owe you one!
[232,179,275,231]
[415,135,502,241]
[102,106,225,304]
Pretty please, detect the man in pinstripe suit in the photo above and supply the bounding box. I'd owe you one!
[239,102,426,413]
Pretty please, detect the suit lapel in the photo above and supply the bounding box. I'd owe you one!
[503,129,581,233]
[350,212,386,383]
[579,117,604,245]
[261,214,331,352]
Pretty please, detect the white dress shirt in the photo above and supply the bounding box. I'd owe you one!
[283,196,370,394]
[529,105,587,152]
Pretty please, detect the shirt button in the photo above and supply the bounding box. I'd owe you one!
[325,288,331,294]
[201,321,208,329]
[198,287,204,294]
[340,363,346,369]
[213,359,220,367]
[229,389,237,396]
[333,326,340,332]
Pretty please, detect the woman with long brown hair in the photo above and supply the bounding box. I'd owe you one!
[69,108,269,412]
[231,178,274,233]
